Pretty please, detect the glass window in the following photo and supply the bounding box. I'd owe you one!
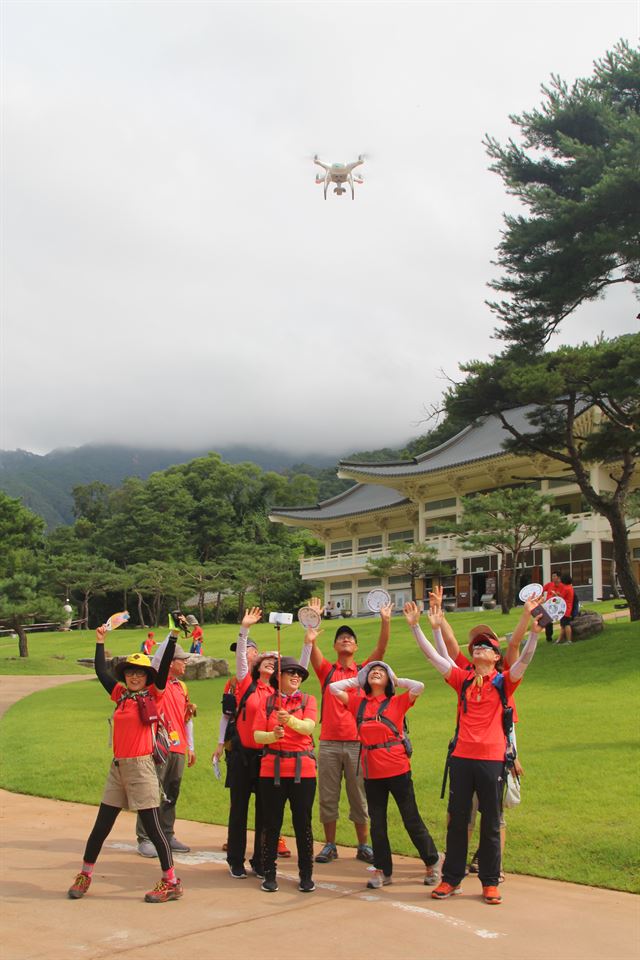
[548,477,577,488]
[389,529,414,543]
[601,541,614,560]
[329,580,352,590]
[330,540,353,556]
[424,497,457,512]
[388,575,411,585]
[571,542,592,561]
[358,535,383,551]
[357,578,381,587]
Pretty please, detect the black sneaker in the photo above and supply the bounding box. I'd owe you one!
[249,859,265,879]
[298,878,316,893]
[261,877,279,892]
[468,849,479,874]
[228,864,248,879]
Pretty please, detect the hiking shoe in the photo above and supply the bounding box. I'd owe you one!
[137,841,158,858]
[228,864,247,879]
[169,838,190,853]
[249,859,265,879]
[423,864,439,886]
[483,885,502,905]
[144,878,184,903]
[298,877,316,893]
[468,850,479,874]
[431,881,461,899]
[315,842,338,863]
[499,870,505,884]
[366,869,392,889]
[356,843,374,864]
[277,837,291,858]
[68,872,91,899]
[261,877,279,892]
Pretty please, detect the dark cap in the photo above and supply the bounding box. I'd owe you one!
[230,639,258,653]
[271,656,309,685]
[334,625,357,642]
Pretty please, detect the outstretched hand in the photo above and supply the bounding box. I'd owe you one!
[379,602,395,622]
[241,607,262,629]
[308,596,324,614]
[429,586,444,610]
[531,613,544,633]
[304,626,322,646]
[427,604,444,631]
[403,601,421,627]
[96,625,107,645]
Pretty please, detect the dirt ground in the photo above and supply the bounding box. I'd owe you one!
[0,676,638,960]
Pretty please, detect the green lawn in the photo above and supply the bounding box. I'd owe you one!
[0,617,638,893]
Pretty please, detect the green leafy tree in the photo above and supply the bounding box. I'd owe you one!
[442,334,640,618]
[484,41,640,347]
[366,542,449,602]
[439,488,576,613]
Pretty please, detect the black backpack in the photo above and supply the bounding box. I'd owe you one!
[222,680,257,752]
[355,697,413,777]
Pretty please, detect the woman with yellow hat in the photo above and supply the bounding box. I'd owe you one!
[67,624,182,904]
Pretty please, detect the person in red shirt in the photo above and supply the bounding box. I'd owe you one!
[254,657,318,893]
[186,616,204,654]
[542,572,562,642]
[68,626,183,904]
[304,596,391,865]
[136,643,195,857]
[404,600,541,906]
[557,574,576,644]
[330,661,439,889]
[141,632,155,655]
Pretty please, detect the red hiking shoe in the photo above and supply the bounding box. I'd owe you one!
[144,878,184,903]
[431,881,461,900]
[68,872,91,899]
[277,836,291,858]
[483,885,502,905]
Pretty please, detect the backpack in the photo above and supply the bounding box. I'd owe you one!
[263,693,315,785]
[355,697,412,777]
[440,672,515,799]
[320,663,363,721]
[571,594,580,618]
[223,680,257,752]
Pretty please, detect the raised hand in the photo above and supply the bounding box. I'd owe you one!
[524,596,540,616]
[531,613,544,633]
[304,625,322,646]
[427,603,444,631]
[308,596,324,613]
[403,601,421,627]
[96,625,107,645]
[429,586,444,610]
[241,606,262,629]
[379,601,395,622]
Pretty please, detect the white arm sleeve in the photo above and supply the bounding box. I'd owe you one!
[217,714,229,745]
[186,719,194,751]
[329,676,361,695]
[395,677,424,697]
[433,627,458,669]
[411,623,452,676]
[299,642,311,671]
[235,627,250,680]
[510,630,539,681]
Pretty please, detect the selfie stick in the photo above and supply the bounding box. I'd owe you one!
[276,622,282,709]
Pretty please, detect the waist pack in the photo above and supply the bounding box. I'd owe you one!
[116,689,170,765]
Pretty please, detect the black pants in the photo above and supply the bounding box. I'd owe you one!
[545,621,555,642]
[226,747,264,872]
[84,803,173,871]
[259,777,316,882]
[444,757,504,886]
[137,752,186,842]
[364,771,439,877]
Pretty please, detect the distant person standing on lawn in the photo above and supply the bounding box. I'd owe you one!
[187,616,204,655]
[542,572,562,642]
[68,625,184,903]
[136,640,196,857]
[303,596,391,865]
[557,574,576,644]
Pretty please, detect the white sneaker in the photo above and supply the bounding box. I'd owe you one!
[366,868,392,889]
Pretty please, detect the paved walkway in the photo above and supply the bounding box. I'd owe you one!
[1,676,638,960]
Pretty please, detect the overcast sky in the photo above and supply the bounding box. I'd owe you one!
[2,1,638,458]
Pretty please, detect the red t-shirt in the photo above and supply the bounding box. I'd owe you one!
[346,691,413,779]
[191,626,203,643]
[255,692,317,779]
[234,673,275,749]
[543,581,559,599]
[446,666,520,761]
[455,651,519,722]
[315,658,366,741]
[110,683,165,759]
[162,678,189,754]
[557,582,575,617]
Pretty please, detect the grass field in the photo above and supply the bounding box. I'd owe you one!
[0,614,638,893]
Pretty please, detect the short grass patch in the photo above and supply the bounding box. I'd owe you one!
[0,618,638,892]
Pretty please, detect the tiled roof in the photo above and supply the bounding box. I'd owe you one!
[338,406,540,479]
[270,483,410,522]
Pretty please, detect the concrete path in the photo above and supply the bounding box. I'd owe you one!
[1,676,638,960]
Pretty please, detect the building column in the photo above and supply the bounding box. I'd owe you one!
[351,581,358,617]
[542,547,551,584]
[590,539,602,601]
[418,501,426,542]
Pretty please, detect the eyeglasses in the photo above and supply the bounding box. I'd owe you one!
[283,669,304,677]
[124,668,148,677]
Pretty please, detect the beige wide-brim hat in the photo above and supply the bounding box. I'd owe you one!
[468,624,501,655]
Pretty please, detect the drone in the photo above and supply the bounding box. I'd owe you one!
[313,154,365,199]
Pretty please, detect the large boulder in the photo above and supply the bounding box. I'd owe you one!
[571,611,604,641]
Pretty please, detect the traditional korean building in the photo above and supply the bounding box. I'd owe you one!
[270,405,638,614]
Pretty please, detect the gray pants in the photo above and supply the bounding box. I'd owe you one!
[136,752,186,842]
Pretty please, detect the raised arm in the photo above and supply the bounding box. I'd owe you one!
[155,632,178,690]
[329,675,360,705]
[509,616,542,681]
[365,602,393,663]
[403,602,452,678]
[235,606,262,680]
[504,597,539,668]
[300,596,323,670]
[429,587,461,660]
[94,626,116,694]
[395,677,425,703]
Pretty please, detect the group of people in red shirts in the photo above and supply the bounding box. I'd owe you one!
[542,571,577,643]
[69,594,542,907]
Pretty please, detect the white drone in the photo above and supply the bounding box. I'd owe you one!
[313,154,365,199]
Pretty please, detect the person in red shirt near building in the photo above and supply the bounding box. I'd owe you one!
[68,625,183,903]
[404,599,541,906]
[136,642,196,857]
[304,596,391,865]
[329,660,439,889]
[557,573,576,644]
[542,572,562,642]
[254,657,318,893]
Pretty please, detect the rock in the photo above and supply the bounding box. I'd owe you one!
[571,611,604,641]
